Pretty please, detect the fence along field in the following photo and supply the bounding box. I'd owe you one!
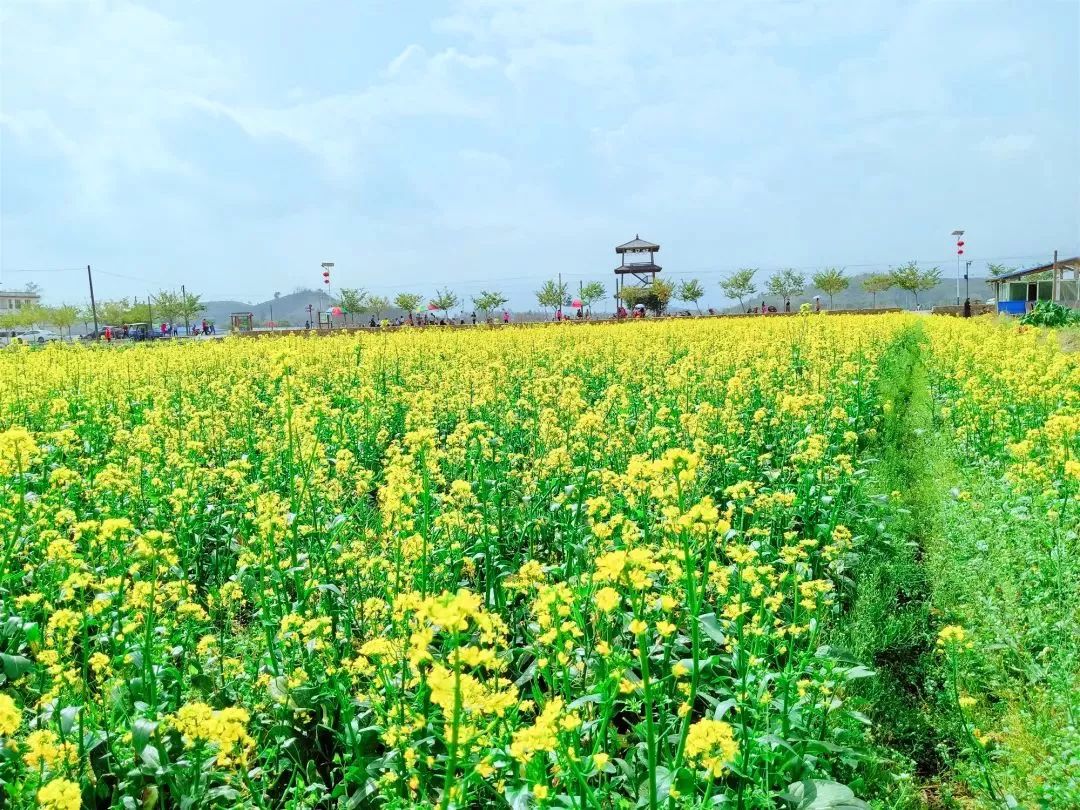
[0,315,1075,809]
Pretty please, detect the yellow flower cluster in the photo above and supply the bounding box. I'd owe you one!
[168,703,254,767]
[0,692,20,736]
[37,778,81,810]
[685,718,739,776]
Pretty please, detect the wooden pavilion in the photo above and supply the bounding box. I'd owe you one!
[614,235,661,304]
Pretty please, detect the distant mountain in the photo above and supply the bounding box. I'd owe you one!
[202,289,338,327]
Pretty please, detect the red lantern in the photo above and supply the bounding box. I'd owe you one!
[957,249,964,255]
[957,240,964,247]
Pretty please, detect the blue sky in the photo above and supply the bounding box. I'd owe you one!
[1,0,1077,309]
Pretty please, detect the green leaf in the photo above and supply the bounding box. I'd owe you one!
[712,698,737,720]
[503,784,531,810]
[784,779,869,809]
[843,665,876,680]
[140,745,161,769]
[60,705,81,735]
[132,718,157,754]
[0,653,32,680]
[698,613,726,645]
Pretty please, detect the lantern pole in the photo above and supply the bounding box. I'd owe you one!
[321,262,334,329]
[951,230,965,306]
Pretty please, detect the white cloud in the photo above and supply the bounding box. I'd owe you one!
[197,44,497,176]
[0,0,228,210]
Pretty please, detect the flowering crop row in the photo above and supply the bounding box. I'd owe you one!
[924,319,1079,806]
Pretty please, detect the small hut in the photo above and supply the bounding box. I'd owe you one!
[990,254,1080,315]
[230,312,254,333]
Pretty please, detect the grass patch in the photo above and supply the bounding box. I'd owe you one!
[831,325,943,805]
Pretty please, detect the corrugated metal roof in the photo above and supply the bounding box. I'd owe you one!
[991,257,1080,283]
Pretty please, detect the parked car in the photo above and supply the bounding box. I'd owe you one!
[4,329,62,346]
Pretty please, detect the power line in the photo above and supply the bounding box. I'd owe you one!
[1,267,85,274]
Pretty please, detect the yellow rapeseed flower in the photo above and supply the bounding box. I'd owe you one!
[37,778,82,810]
[685,718,739,777]
[0,692,20,736]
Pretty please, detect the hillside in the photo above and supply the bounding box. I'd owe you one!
[201,290,337,327]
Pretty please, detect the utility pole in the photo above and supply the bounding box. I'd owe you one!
[964,260,972,316]
[1052,249,1059,301]
[147,295,153,330]
[951,230,965,306]
[87,265,99,335]
[181,284,190,336]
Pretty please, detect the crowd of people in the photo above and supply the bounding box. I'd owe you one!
[100,319,216,342]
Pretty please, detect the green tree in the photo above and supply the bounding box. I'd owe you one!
[127,299,152,324]
[176,290,204,332]
[890,261,942,308]
[810,267,848,309]
[719,268,757,310]
[622,279,674,316]
[766,269,805,310]
[77,303,97,332]
[337,288,367,324]
[472,291,508,319]
[862,274,893,308]
[619,285,645,310]
[535,279,569,313]
[152,290,183,329]
[429,288,460,320]
[675,278,705,313]
[14,303,45,330]
[366,295,390,320]
[578,281,606,315]
[986,263,1014,278]
[649,278,675,315]
[100,299,132,327]
[48,304,79,338]
[394,292,423,315]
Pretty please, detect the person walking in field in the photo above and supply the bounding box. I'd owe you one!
[502,310,510,324]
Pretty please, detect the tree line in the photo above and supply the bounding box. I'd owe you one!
[9,258,1007,337]
[0,289,204,336]
[338,261,960,324]
[718,262,953,311]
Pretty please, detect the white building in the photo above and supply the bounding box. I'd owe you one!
[0,290,42,311]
